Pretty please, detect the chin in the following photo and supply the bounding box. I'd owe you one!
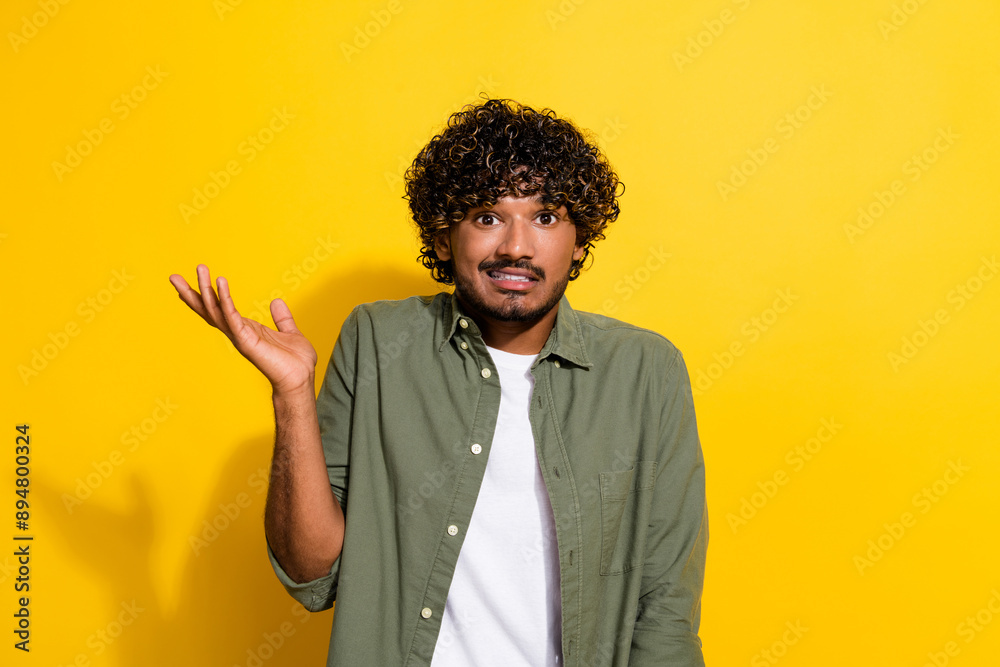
[461,287,564,324]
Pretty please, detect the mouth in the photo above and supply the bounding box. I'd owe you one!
[486,269,538,291]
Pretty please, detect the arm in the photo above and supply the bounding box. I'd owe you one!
[169,265,344,584]
[265,383,345,583]
[265,309,357,611]
[629,351,708,666]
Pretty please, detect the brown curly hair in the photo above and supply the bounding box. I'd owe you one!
[404,97,624,284]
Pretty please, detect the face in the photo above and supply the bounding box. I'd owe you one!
[434,195,584,324]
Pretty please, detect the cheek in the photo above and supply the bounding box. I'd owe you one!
[452,254,483,279]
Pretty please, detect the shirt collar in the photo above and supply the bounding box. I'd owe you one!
[436,291,594,369]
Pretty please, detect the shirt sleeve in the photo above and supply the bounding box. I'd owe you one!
[266,537,340,612]
[265,306,359,612]
[629,349,708,666]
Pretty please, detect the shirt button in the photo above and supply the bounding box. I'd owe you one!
[421,607,433,619]
[554,359,561,368]
[481,368,491,378]
[459,319,469,329]
[471,443,482,455]
[460,341,468,350]
[447,525,458,536]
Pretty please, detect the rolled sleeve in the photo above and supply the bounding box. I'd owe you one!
[266,538,340,612]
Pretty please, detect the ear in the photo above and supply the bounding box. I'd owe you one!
[434,230,452,261]
[572,241,585,263]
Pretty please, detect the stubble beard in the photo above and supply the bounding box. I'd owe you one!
[453,262,572,323]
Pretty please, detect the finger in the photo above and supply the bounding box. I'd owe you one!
[216,276,252,345]
[196,264,233,337]
[270,298,301,334]
[168,274,212,323]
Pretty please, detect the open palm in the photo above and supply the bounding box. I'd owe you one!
[169,264,318,395]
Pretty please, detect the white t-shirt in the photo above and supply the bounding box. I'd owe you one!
[430,345,563,666]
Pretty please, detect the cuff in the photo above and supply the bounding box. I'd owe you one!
[266,538,340,612]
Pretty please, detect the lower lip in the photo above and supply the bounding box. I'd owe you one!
[487,273,537,291]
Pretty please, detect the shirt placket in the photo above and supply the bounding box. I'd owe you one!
[404,315,502,666]
[530,355,583,666]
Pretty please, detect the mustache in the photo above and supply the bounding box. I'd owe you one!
[478,259,545,280]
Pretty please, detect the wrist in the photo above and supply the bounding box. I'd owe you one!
[272,379,316,405]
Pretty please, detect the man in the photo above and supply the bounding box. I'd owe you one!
[169,98,707,666]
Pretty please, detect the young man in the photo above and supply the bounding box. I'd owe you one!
[169,98,707,666]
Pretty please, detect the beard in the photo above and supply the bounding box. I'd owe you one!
[453,259,571,323]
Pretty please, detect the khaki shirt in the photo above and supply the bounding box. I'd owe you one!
[268,291,708,666]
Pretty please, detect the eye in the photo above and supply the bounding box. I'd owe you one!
[475,213,500,226]
[538,211,558,225]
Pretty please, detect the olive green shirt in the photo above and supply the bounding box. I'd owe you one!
[267,291,708,666]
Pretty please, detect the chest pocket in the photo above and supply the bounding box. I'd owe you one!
[599,460,658,576]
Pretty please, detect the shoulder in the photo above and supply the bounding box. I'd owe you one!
[569,306,695,408]
[571,306,684,369]
[352,294,440,319]
[340,294,445,346]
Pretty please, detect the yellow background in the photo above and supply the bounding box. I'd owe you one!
[3,0,999,664]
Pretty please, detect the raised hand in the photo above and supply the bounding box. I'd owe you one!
[169,264,318,397]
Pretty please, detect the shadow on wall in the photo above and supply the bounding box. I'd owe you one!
[39,266,445,665]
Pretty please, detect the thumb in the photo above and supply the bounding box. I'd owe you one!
[270,298,300,334]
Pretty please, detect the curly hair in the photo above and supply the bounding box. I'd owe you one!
[404,97,624,285]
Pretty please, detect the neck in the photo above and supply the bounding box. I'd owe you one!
[459,299,560,355]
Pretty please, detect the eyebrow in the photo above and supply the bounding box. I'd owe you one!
[466,199,569,215]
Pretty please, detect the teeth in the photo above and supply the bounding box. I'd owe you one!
[491,271,530,281]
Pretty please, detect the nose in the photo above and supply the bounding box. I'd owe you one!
[496,217,534,260]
